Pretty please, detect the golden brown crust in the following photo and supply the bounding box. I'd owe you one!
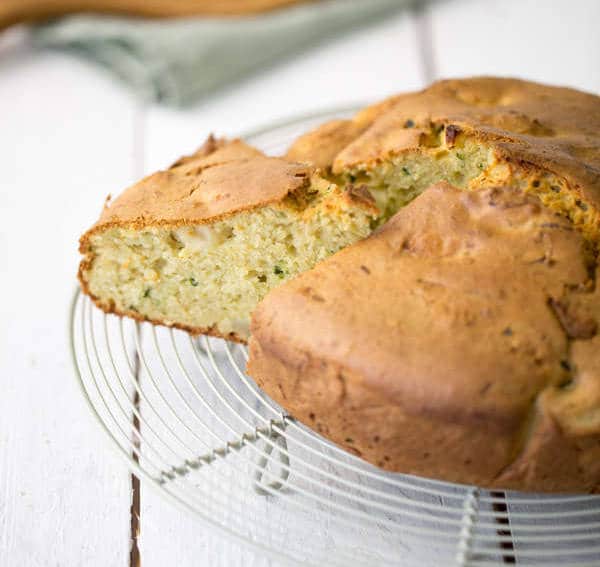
[285,119,369,169]
[285,93,406,167]
[248,183,600,492]
[80,137,312,249]
[287,77,600,224]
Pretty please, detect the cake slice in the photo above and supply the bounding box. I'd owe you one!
[78,137,378,341]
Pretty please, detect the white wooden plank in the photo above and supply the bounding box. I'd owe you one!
[0,39,134,567]
[429,0,600,93]
[140,499,272,567]
[138,11,425,566]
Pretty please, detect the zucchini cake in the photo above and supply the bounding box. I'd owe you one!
[79,77,600,489]
[78,136,377,341]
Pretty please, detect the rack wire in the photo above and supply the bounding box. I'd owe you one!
[70,109,600,566]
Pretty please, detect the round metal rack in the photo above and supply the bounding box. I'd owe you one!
[70,109,600,566]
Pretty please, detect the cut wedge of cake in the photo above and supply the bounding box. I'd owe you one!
[78,136,378,341]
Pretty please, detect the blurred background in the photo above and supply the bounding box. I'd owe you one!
[0,0,598,565]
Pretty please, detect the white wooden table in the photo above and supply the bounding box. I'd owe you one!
[1,0,598,565]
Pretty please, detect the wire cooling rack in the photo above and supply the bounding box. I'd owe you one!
[70,109,600,566]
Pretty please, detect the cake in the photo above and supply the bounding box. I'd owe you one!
[78,136,377,341]
[248,184,600,492]
[79,77,600,490]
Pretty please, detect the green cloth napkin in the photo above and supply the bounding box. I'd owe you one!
[31,0,412,106]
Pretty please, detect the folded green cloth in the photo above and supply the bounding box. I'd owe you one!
[31,0,411,106]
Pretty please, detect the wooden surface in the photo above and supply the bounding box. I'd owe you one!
[0,0,598,565]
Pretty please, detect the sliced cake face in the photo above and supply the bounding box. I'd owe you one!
[78,138,377,341]
[287,78,600,241]
[248,184,600,492]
